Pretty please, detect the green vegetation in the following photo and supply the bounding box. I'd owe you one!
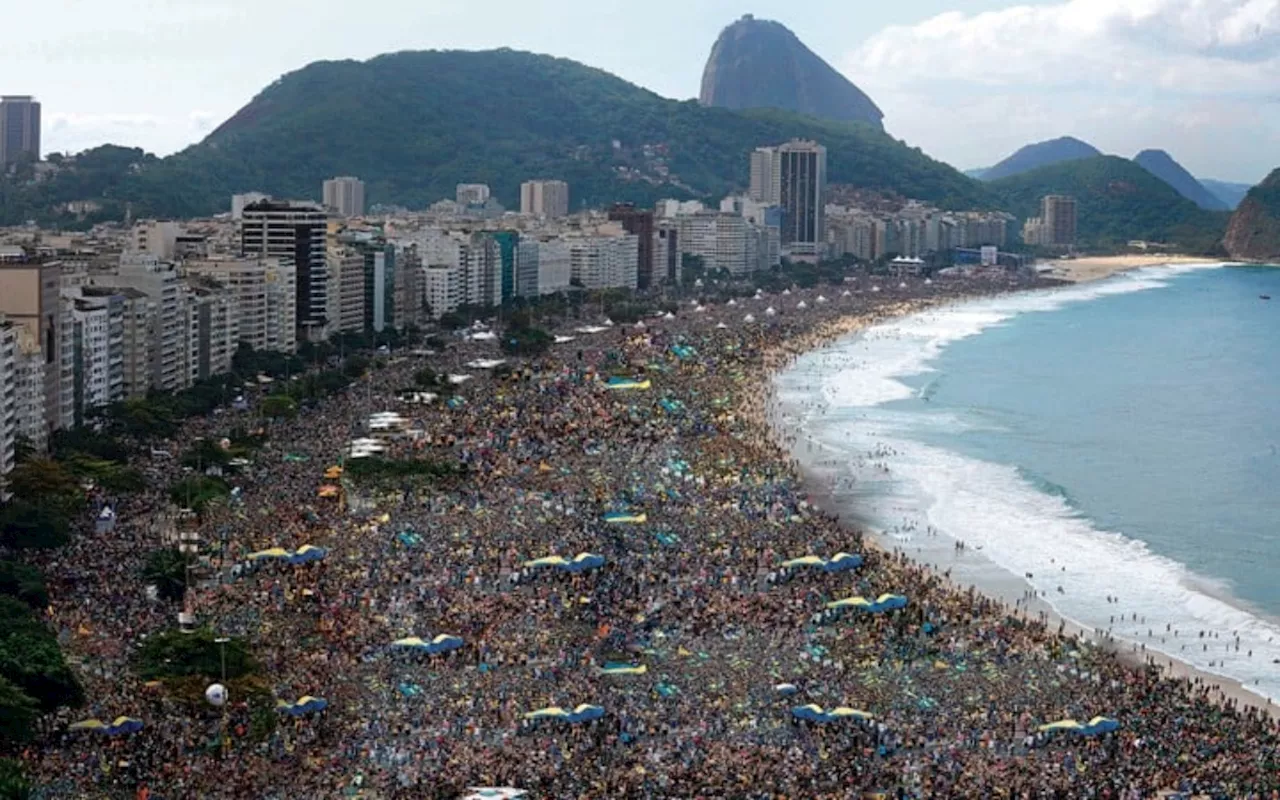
[1244,168,1280,216]
[989,156,1230,252]
[168,476,231,514]
[500,325,554,358]
[0,561,49,609]
[0,50,992,226]
[343,457,467,486]
[0,756,32,800]
[142,549,191,603]
[134,628,255,681]
[0,596,83,716]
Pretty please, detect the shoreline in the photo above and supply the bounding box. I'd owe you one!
[745,283,1280,722]
[1041,253,1214,283]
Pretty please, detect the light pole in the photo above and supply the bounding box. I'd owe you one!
[215,637,230,758]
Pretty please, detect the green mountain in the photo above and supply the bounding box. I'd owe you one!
[1200,178,1254,211]
[1,49,991,226]
[982,137,1101,182]
[1223,168,1280,261]
[988,155,1230,252]
[1132,149,1228,211]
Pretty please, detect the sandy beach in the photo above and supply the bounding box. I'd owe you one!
[753,288,1280,724]
[1043,253,1215,283]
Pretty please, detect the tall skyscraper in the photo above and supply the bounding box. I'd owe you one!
[0,96,41,165]
[749,140,827,257]
[0,261,64,432]
[520,180,570,218]
[322,176,366,217]
[1043,195,1078,246]
[776,140,827,257]
[240,200,329,340]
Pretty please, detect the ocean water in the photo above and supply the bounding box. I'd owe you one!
[775,264,1280,701]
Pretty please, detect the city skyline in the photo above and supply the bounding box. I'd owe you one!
[0,0,1275,183]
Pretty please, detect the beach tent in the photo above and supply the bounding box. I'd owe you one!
[791,705,873,723]
[568,704,605,722]
[317,485,340,498]
[781,556,826,569]
[824,553,864,572]
[276,696,328,716]
[248,547,291,561]
[463,790,528,800]
[324,466,343,479]
[603,512,647,524]
[601,662,647,675]
[605,377,651,391]
[562,553,606,573]
[828,707,874,721]
[391,635,464,654]
[287,545,328,564]
[69,716,144,736]
[791,704,828,723]
[523,704,605,724]
[524,556,570,569]
[774,683,799,695]
[524,706,571,721]
[1037,717,1118,735]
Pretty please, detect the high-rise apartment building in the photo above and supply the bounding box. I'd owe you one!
[1043,195,1077,247]
[0,261,65,433]
[750,140,826,257]
[66,289,125,422]
[456,184,491,207]
[0,96,41,166]
[423,264,464,320]
[240,200,328,340]
[231,192,270,221]
[567,226,640,290]
[183,257,297,355]
[0,318,17,480]
[326,247,366,335]
[323,177,365,217]
[520,180,569,218]
[110,254,188,392]
[186,280,239,380]
[608,204,656,289]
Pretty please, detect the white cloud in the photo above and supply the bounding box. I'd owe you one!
[44,112,218,157]
[844,0,1280,182]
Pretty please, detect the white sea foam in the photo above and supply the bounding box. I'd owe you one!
[778,263,1280,701]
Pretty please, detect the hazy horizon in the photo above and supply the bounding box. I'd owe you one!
[3,0,1276,184]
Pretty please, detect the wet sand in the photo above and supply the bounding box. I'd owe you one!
[750,290,1280,723]
[1044,254,1214,283]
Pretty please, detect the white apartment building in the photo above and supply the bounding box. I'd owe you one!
[231,192,270,221]
[131,220,182,260]
[326,247,365,335]
[515,239,540,298]
[0,319,16,481]
[323,176,366,218]
[423,264,463,319]
[186,281,239,380]
[11,327,46,453]
[520,180,569,218]
[184,257,297,355]
[568,227,639,290]
[674,212,765,276]
[456,184,491,207]
[108,254,188,392]
[67,291,124,418]
[240,200,328,339]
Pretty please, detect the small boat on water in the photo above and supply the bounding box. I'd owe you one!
[1261,295,1272,300]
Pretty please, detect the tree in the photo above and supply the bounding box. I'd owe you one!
[342,354,371,379]
[412,368,439,389]
[181,438,232,471]
[168,476,230,514]
[0,597,83,712]
[0,562,48,608]
[0,756,32,800]
[0,677,39,745]
[142,549,189,602]
[4,459,81,505]
[134,629,255,681]
[438,312,467,331]
[0,501,71,550]
[260,394,298,420]
[500,326,553,358]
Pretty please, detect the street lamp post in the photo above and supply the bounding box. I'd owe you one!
[215,637,230,758]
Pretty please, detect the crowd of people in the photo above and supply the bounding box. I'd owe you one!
[18,271,1280,799]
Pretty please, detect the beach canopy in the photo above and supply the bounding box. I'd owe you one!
[463,790,528,800]
[323,466,343,479]
[791,705,873,723]
[825,593,908,614]
[1038,716,1120,736]
[775,683,799,695]
[601,662,647,676]
[288,545,328,564]
[603,512,647,524]
[392,634,464,654]
[782,552,864,572]
[523,704,605,724]
[248,547,291,561]
[69,716,143,736]
[606,377,651,391]
[317,485,340,498]
[276,696,328,716]
[524,553,606,573]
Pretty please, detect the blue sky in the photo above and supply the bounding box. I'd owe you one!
[4,0,1276,183]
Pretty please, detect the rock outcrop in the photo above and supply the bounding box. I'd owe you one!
[698,15,883,128]
[1224,169,1280,261]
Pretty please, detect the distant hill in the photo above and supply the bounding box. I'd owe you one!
[964,168,990,180]
[1200,179,1254,211]
[699,15,883,128]
[1223,169,1280,261]
[981,137,1101,182]
[1132,150,1228,211]
[988,155,1229,252]
[1,49,993,227]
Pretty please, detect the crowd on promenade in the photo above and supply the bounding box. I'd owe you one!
[17,270,1280,799]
